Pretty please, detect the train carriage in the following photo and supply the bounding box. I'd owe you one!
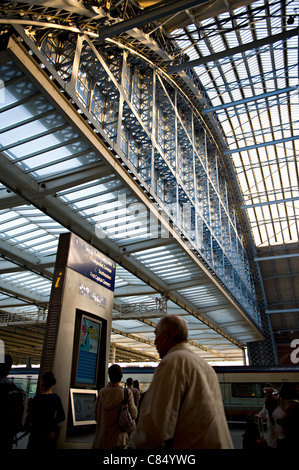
[9,364,299,423]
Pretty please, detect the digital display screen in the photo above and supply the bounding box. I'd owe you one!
[76,316,102,385]
[70,389,97,426]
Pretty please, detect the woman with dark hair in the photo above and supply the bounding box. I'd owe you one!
[92,364,137,449]
[27,371,65,449]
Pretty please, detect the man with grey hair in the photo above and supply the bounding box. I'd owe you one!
[129,315,233,449]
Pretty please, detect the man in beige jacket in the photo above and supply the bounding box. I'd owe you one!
[129,315,233,449]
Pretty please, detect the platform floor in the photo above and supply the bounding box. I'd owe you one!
[230,425,245,449]
[13,425,245,449]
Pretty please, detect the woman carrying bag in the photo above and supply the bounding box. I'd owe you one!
[92,364,137,449]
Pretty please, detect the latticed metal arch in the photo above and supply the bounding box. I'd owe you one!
[13,27,261,326]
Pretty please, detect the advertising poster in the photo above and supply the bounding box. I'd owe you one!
[76,316,101,385]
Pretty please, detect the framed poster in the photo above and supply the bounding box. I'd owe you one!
[73,311,102,387]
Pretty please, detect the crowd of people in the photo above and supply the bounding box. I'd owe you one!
[1,314,298,450]
[91,314,233,449]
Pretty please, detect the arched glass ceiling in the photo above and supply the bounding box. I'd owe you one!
[167,0,299,247]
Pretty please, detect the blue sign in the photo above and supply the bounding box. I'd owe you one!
[67,235,116,292]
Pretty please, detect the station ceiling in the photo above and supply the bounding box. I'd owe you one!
[0,0,298,365]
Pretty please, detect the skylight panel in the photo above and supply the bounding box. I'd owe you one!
[280,164,291,188]
[274,223,285,244]
[0,99,54,129]
[205,88,220,104]
[246,54,261,78]
[2,224,39,240]
[67,189,125,209]
[210,69,224,86]
[246,170,259,195]
[232,61,248,82]
[272,46,284,70]
[196,68,211,87]
[225,115,240,134]
[29,155,96,178]
[12,229,46,243]
[279,205,289,229]
[248,221,261,247]
[0,218,24,232]
[238,27,254,45]
[255,16,270,40]
[196,40,211,57]
[1,271,52,296]
[230,88,244,103]
[114,278,128,288]
[23,131,84,161]
[259,52,274,76]
[208,34,226,54]
[266,221,276,245]
[0,114,66,151]
[19,234,54,248]
[29,239,58,255]
[0,210,19,223]
[1,79,36,110]
[224,30,240,49]
[289,162,299,188]
[3,271,35,283]
[271,166,283,191]
[58,178,117,200]
[220,64,236,86]
[286,36,299,63]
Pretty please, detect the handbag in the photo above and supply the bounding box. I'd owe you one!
[119,387,136,433]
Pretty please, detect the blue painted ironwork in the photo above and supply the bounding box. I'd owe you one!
[22,29,262,328]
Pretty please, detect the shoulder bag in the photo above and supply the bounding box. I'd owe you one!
[119,386,136,433]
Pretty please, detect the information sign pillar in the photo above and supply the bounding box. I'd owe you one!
[39,232,115,448]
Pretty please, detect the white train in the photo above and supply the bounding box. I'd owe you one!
[10,364,299,422]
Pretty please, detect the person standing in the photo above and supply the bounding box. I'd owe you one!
[254,384,278,448]
[126,377,140,408]
[27,371,65,449]
[129,314,233,449]
[93,364,137,449]
[0,354,27,450]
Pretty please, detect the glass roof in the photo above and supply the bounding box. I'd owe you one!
[168,0,299,247]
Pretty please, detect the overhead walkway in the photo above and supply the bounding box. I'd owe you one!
[0,24,264,364]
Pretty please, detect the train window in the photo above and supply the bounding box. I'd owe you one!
[11,378,27,392]
[231,383,263,398]
[27,378,38,397]
[8,376,38,398]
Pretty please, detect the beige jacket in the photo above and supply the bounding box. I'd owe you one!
[130,343,233,449]
[92,384,137,449]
